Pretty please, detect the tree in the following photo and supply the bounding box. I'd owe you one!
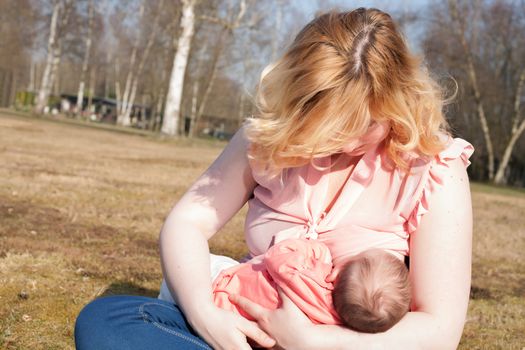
[187,0,260,137]
[446,0,525,184]
[121,0,166,126]
[0,0,37,105]
[116,2,144,126]
[34,0,76,114]
[75,0,94,117]
[161,0,198,136]
[448,0,496,180]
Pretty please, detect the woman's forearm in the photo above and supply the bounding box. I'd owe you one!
[307,311,463,350]
[159,211,216,324]
[158,125,256,328]
[159,211,278,350]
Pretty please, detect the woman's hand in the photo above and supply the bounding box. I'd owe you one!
[229,288,318,350]
[190,303,276,350]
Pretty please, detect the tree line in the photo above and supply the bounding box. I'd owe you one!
[0,0,524,187]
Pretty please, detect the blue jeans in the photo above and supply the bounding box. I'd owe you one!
[75,295,213,350]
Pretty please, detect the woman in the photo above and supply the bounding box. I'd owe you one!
[75,8,474,350]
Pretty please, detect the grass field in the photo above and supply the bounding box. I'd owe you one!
[0,111,524,349]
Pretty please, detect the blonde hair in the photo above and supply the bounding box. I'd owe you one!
[245,8,454,177]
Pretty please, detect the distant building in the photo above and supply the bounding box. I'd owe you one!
[59,94,151,127]
[184,114,238,139]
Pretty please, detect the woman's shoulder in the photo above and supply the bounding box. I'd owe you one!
[400,131,474,170]
[428,131,474,168]
[398,132,475,234]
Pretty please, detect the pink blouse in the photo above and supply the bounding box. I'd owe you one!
[244,134,475,267]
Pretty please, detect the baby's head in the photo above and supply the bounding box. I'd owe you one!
[332,249,410,333]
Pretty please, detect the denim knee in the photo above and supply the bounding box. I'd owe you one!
[75,296,126,350]
[74,295,212,350]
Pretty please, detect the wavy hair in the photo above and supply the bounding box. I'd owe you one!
[244,7,455,177]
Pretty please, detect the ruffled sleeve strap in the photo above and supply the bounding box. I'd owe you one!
[404,137,475,235]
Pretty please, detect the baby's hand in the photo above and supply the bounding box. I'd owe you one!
[325,266,340,283]
[325,256,354,283]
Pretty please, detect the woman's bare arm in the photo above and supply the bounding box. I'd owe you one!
[233,156,473,350]
[159,126,275,349]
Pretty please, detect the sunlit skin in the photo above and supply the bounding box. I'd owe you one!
[160,125,473,350]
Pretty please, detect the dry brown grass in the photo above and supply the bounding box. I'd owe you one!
[0,111,524,349]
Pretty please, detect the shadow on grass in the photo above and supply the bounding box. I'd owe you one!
[470,285,494,300]
[99,281,160,298]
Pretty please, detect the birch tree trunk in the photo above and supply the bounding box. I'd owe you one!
[118,40,139,125]
[52,0,73,92]
[161,0,197,136]
[152,91,164,130]
[117,4,144,126]
[187,0,252,137]
[34,0,75,114]
[76,0,93,118]
[52,47,61,97]
[104,52,110,98]
[189,30,226,138]
[121,0,164,126]
[151,47,170,131]
[189,81,199,136]
[125,79,138,124]
[494,69,525,184]
[186,41,209,136]
[28,61,35,92]
[87,65,96,116]
[115,57,121,121]
[448,0,495,180]
[34,2,60,114]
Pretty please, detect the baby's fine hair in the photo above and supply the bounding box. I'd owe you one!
[332,249,411,333]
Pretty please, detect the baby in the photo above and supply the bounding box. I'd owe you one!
[211,238,411,333]
[158,238,410,333]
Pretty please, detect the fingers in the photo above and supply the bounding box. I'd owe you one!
[275,287,310,322]
[325,267,340,283]
[229,294,266,320]
[325,271,336,283]
[237,317,276,348]
[229,294,276,348]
